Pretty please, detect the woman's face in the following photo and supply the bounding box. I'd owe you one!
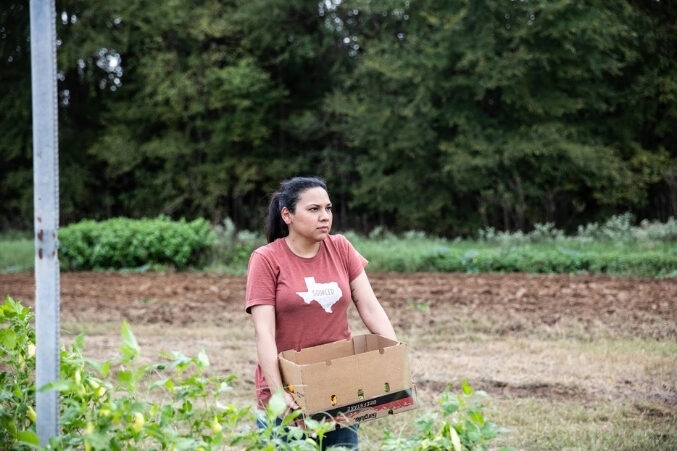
[283,187,332,242]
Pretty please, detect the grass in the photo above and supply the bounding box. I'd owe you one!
[356,400,677,450]
[486,399,676,450]
[347,303,677,451]
[352,334,677,451]
[0,235,33,273]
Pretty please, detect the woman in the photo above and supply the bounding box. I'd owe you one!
[245,176,397,449]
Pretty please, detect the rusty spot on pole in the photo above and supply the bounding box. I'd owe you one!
[37,216,42,223]
[38,229,44,241]
[38,248,43,259]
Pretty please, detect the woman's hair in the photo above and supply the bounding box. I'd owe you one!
[266,176,328,243]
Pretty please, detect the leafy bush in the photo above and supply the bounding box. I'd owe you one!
[477,223,564,246]
[335,216,677,277]
[1,295,253,449]
[418,245,677,277]
[574,212,644,242]
[210,218,265,274]
[381,380,512,451]
[342,223,677,277]
[478,213,677,245]
[637,217,677,242]
[1,296,511,450]
[0,296,36,446]
[59,217,216,270]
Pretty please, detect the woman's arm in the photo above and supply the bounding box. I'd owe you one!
[350,270,397,341]
[250,305,298,411]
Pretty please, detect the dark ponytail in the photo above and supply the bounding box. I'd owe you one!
[265,176,328,243]
[266,192,286,244]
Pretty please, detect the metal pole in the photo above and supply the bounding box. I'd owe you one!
[30,0,60,444]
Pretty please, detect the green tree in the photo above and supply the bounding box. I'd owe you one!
[0,2,33,230]
[59,0,349,229]
[1,0,674,235]
[326,0,676,235]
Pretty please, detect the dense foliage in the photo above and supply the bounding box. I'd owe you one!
[1,0,676,235]
[2,215,675,276]
[348,214,677,277]
[209,214,677,277]
[58,217,215,270]
[0,296,511,450]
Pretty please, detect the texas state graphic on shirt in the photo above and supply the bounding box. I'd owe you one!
[296,277,342,313]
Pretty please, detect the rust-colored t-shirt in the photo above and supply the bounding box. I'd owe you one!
[245,234,368,407]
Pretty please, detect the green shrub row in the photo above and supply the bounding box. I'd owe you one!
[0,297,512,450]
[59,217,216,270]
[345,231,677,277]
[476,213,677,245]
[417,246,677,277]
[6,215,676,276]
[344,215,677,277]
[189,213,677,277]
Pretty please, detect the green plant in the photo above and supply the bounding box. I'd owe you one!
[253,391,343,450]
[476,214,677,246]
[575,213,636,242]
[638,217,677,242]
[381,380,513,451]
[0,296,37,447]
[2,296,513,450]
[47,325,254,450]
[0,295,253,450]
[210,218,265,271]
[59,217,216,270]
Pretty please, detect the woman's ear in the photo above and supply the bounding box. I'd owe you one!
[281,206,292,225]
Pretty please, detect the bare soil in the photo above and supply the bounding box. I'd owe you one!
[2,272,676,410]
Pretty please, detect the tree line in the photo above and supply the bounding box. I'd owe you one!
[1,0,675,236]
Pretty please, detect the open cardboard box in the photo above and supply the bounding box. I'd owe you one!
[278,334,418,428]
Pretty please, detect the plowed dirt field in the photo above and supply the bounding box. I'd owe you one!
[2,271,676,447]
[3,272,675,335]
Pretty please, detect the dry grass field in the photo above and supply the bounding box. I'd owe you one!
[1,272,675,450]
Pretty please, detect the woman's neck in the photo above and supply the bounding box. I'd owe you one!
[284,235,321,258]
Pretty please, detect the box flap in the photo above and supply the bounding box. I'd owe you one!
[278,334,412,414]
[280,338,354,365]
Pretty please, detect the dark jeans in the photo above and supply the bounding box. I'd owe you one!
[257,416,359,450]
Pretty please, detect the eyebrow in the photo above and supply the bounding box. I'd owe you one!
[307,203,332,207]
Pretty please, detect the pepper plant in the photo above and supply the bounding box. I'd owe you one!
[1,296,511,450]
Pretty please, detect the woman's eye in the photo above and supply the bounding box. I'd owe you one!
[326,207,332,212]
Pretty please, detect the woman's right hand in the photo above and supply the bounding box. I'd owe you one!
[283,390,299,416]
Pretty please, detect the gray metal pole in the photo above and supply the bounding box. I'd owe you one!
[30,0,60,444]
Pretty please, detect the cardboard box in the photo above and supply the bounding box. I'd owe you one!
[278,334,418,427]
